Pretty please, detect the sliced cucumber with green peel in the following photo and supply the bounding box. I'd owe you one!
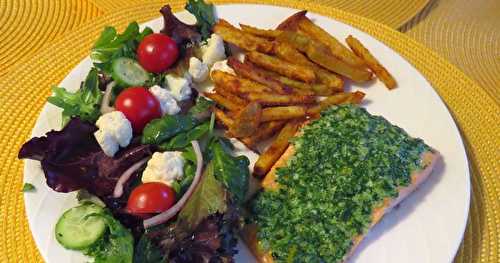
[111,57,149,86]
[55,204,107,250]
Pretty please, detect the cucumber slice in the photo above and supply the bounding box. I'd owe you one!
[111,57,149,87]
[55,204,107,250]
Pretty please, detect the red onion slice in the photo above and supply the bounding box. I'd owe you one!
[100,81,116,114]
[113,157,149,198]
[143,140,204,228]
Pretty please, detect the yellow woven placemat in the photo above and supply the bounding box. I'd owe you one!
[0,0,429,80]
[90,0,429,29]
[0,1,498,262]
[401,0,500,104]
[0,0,103,78]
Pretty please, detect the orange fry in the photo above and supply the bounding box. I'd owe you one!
[246,51,316,83]
[213,20,273,53]
[346,35,397,89]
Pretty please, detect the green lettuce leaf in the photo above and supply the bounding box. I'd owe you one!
[185,0,216,41]
[210,139,250,204]
[21,183,36,192]
[158,121,210,151]
[177,162,227,232]
[47,68,102,127]
[133,234,164,263]
[188,96,214,116]
[141,114,197,145]
[84,212,134,263]
[91,22,153,74]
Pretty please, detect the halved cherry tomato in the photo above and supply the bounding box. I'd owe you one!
[127,182,176,214]
[137,33,179,73]
[115,87,161,133]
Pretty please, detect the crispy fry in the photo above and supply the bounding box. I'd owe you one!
[306,91,366,116]
[276,31,310,53]
[314,68,344,92]
[307,44,372,82]
[230,102,262,138]
[213,20,273,53]
[213,107,234,128]
[240,121,286,148]
[276,10,307,31]
[346,35,397,89]
[242,66,318,96]
[277,31,372,82]
[271,41,311,64]
[227,57,292,94]
[272,41,344,91]
[254,121,300,177]
[245,92,315,106]
[240,24,282,38]
[211,70,272,94]
[261,106,306,122]
[344,90,366,104]
[214,85,248,106]
[271,74,332,96]
[204,92,242,111]
[297,16,365,68]
[246,51,316,83]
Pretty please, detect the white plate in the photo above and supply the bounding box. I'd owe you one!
[23,4,470,263]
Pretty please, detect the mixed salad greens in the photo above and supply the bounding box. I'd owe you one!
[19,1,251,262]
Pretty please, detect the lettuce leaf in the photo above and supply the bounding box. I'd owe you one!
[91,22,153,74]
[177,162,227,232]
[185,0,216,41]
[133,234,164,263]
[158,121,210,151]
[209,139,250,204]
[160,5,200,44]
[84,212,134,263]
[47,68,102,127]
[18,118,152,197]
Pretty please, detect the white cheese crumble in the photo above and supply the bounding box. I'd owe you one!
[94,111,133,157]
[164,74,192,101]
[201,34,226,66]
[188,57,209,83]
[142,151,185,186]
[149,85,180,115]
[210,59,235,76]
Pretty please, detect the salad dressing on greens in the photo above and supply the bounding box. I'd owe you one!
[253,105,431,262]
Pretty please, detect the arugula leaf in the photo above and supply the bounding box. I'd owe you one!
[21,183,36,192]
[185,0,216,41]
[91,22,153,74]
[84,212,134,263]
[177,162,227,232]
[133,234,164,263]
[158,121,210,151]
[47,68,103,127]
[210,140,250,204]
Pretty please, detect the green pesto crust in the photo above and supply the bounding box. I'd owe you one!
[252,105,431,263]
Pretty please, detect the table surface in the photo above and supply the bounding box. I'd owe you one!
[0,1,498,262]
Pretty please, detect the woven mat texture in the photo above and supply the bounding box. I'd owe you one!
[402,0,500,104]
[0,0,102,78]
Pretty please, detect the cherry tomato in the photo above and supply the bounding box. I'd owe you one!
[127,182,176,214]
[115,87,161,133]
[137,33,179,73]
